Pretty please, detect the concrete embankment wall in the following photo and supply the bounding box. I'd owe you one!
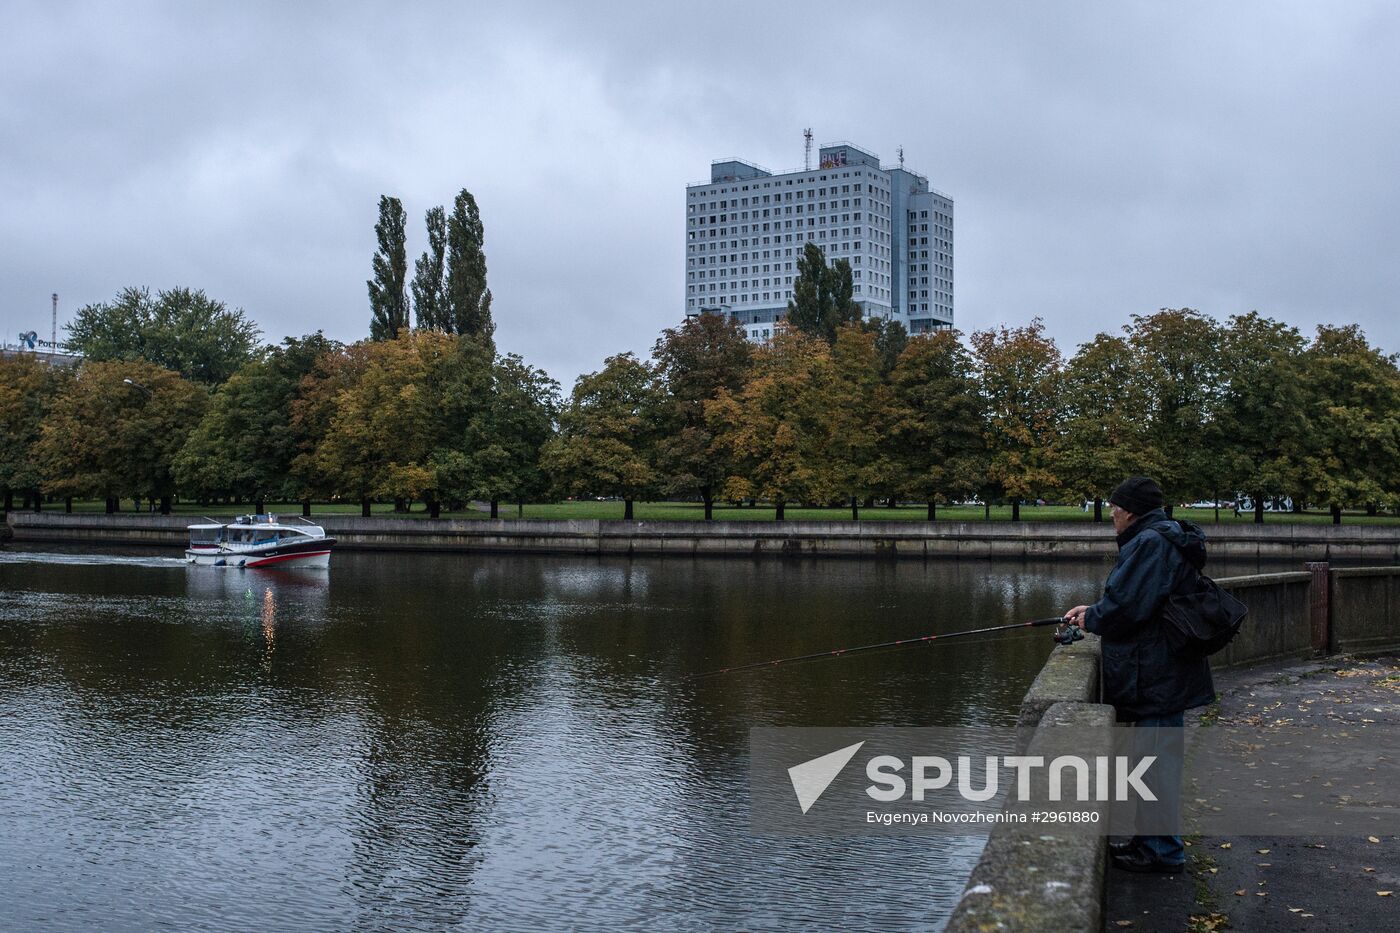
[945,563,1400,932]
[8,512,1400,563]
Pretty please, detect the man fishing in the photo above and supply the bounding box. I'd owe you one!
[1062,475,1215,874]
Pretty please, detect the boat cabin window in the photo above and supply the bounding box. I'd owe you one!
[190,527,221,544]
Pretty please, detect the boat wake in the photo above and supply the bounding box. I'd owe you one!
[0,550,187,569]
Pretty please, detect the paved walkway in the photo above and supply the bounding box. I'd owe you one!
[1105,656,1400,932]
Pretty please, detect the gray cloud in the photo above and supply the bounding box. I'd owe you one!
[3,0,1398,387]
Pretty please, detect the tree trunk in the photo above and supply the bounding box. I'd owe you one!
[394,497,406,513]
[133,496,141,513]
[1164,504,1174,518]
[863,495,875,509]
[1254,492,1264,525]
[851,496,859,521]
[429,499,441,518]
[302,499,311,517]
[703,493,713,522]
[105,496,115,514]
[361,497,372,518]
[1093,497,1103,523]
[160,495,171,515]
[31,489,41,513]
[624,498,634,520]
[1331,503,1342,525]
[927,500,936,521]
[776,499,785,521]
[255,499,265,515]
[490,498,499,519]
[518,499,524,518]
[1366,503,1378,517]
[887,497,896,509]
[2,490,11,513]
[984,501,990,521]
[1213,491,1219,524]
[1011,500,1020,522]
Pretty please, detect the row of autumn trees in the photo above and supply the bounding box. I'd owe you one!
[0,324,555,517]
[544,307,1400,524]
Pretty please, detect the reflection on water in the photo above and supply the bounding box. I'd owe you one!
[0,546,1302,930]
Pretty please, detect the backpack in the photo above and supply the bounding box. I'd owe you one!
[1156,521,1249,659]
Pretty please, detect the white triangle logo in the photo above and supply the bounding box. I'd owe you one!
[787,741,866,814]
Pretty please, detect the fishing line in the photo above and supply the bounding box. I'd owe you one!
[689,617,1074,680]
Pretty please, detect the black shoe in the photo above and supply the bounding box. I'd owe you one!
[1112,851,1184,874]
[1109,839,1140,856]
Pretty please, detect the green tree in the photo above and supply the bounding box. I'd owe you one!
[1122,308,1225,509]
[885,331,986,520]
[863,316,909,377]
[1058,334,1158,521]
[1299,325,1400,523]
[786,242,860,342]
[173,332,342,513]
[970,319,1063,521]
[65,286,261,385]
[707,331,838,519]
[0,354,65,511]
[1217,312,1309,523]
[35,360,206,513]
[465,355,560,518]
[542,353,660,520]
[368,195,410,340]
[446,188,494,343]
[651,313,753,520]
[827,324,884,518]
[411,205,450,331]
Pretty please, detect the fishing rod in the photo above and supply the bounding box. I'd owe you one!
[689,617,1082,680]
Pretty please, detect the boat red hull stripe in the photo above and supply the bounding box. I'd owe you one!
[245,550,332,568]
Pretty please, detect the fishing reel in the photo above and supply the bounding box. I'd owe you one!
[1053,622,1085,647]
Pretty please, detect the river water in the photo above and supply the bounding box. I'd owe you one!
[0,547,1280,931]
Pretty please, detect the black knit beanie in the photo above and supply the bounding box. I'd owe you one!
[1108,476,1164,516]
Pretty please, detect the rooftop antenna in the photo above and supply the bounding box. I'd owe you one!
[897,146,905,169]
[803,128,813,171]
[51,293,58,351]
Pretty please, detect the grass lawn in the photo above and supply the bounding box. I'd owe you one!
[27,499,1400,525]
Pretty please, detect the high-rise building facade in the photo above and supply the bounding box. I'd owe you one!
[684,141,953,341]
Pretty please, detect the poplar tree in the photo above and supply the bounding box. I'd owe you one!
[446,188,494,344]
[411,206,449,331]
[786,242,860,342]
[367,196,409,340]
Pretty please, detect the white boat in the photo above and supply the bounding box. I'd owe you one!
[185,514,335,568]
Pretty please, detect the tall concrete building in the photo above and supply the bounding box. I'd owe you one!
[685,140,953,341]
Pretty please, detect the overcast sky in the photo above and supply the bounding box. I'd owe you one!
[3,1,1397,387]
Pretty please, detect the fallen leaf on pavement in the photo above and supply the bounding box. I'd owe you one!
[1257,848,1270,854]
[1220,843,1232,849]
[1368,836,1381,843]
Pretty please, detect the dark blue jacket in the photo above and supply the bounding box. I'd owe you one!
[1084,509,1215,721]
